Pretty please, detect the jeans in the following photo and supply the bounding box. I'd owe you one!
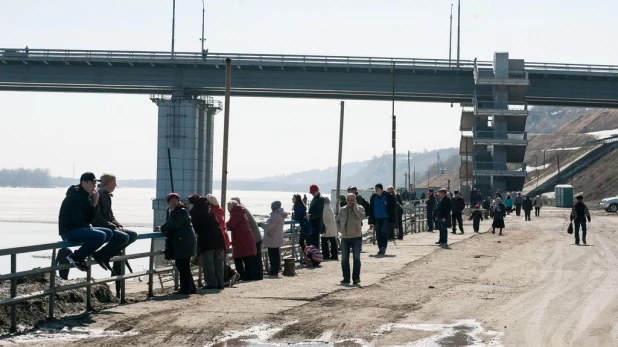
[535,207,541,216]
[374,218,390,250]
[524,210,531,221]
[341,237,362,281]
[234,256,254,281]
[515,204,522,216]
[321,237,338,259]
[438,220,448,244]
[427,208,434,231]
[95,229,130,260]
[574,220,587,244]
[451,213,463,232]
[112,229,138,295]
[267,247,281,275]
[175,257,195,293]
[252,241,264,280]
[200,249,225,288]
[397,212,404,239]
[61,227,113,259]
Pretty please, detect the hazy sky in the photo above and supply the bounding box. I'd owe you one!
[1,0,616,179]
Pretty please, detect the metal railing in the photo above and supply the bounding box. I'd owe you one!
[0,219,301,333]
[0,48,486,70]
[2,48,618,75]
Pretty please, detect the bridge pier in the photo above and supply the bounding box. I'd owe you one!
[150,91,222,230]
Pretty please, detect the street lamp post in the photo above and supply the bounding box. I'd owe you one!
[171,0,176,55]
[201,0,205,52]
[532,155,538,188]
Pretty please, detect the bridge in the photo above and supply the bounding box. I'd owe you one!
[2,47,618,220]
[1,48,618,106]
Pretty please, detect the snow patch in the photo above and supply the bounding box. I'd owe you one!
[585,128,618,140]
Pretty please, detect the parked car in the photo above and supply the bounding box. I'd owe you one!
[600,196,618,213]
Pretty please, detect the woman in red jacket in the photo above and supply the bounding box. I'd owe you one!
[226,200,257,281]
[206,194,231,252]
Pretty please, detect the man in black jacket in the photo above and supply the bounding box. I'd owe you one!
[522,195,533,221]
[368,183,396,255]
[307,184,325,249]
[93,174,137,288]
[570,195,591,245]
[58,172,118,272]
[348,186,370,217]
[451,191,466,234]
[426,189,436,231]
[436,188,451,248]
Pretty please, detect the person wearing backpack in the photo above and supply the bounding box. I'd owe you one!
[570,195,591,245]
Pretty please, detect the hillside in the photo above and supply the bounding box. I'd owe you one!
[525,106,602,134]
[523,108,618,202]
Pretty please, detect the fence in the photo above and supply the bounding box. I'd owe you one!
[0,206,428,333]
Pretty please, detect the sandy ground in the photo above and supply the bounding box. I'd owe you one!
[3,208,618,346]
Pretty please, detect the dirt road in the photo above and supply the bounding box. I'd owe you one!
[5,208,618,346]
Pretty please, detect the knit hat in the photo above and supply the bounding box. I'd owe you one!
[475,204,480,208]
[271,201,282,211]
[166,193,180,203]
[206,194,219,206]
[309,184,319,194]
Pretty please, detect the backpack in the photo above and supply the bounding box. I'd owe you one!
[304,245,323,267]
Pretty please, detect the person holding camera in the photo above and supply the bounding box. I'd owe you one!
[337,193,366,285]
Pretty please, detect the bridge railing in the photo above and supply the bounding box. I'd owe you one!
[0,48,487,69]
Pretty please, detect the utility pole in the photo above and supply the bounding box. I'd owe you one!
[171,0,176,55]
[413,166,416,190]
[220,59,232,218]
[392,62,396,189]
[407,150,411,190]
[456,0,461,67]
[201,0,205,52]
[449,3,453,66]
[335,101,345,215]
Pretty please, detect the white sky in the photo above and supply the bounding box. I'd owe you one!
[0,0,616,180]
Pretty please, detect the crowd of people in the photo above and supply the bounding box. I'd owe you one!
[57,172,592,296]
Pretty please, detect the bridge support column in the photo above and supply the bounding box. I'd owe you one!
[150,92,221,251]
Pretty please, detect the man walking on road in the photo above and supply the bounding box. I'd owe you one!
[515,193,524,216]
[337,193,366,285]
[435,188,451,248]
[426,189,436,232]
[570,195,591,245]
[368,183,396,255]
[533,195,543,217]
[451,191,465,234]
[523,195,533,221]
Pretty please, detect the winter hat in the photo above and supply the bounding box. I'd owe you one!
[309,184,319,194]
[166,193,180,203]
[271,201,282,211]
[475,204,480,208]
[206,194,219,206]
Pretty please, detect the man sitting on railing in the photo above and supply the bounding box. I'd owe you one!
[58,172,127,272]
[93,174,137,282]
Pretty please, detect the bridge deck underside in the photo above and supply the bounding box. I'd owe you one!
[0,57,617,107]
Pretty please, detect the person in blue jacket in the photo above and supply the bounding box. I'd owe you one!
[293,194,312,251]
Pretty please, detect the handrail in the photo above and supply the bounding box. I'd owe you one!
[2,48,617,74]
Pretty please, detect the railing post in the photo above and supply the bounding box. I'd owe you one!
[10,253,17,333]
[86,261,93,311]
[148,238,154,297]
[120,249,127,304]
[49,248,56,321]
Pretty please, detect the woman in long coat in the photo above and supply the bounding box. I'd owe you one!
[292,194,312,251]
[260,201,288,276]
[158,193,197,295]
[226,200,257,281]
[491,197,506,236]
[321,197,339,260]
[190,196,226,290]
[206,194,231,252]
